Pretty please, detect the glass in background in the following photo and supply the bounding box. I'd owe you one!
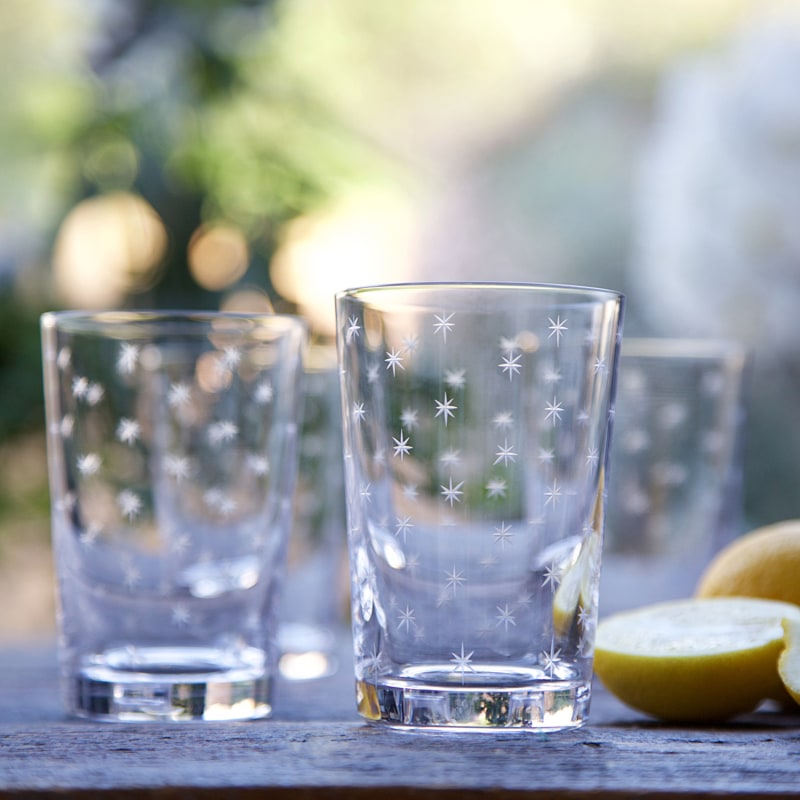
[600,338,747,616]
[41,311,306,721]
[278,344,348,681]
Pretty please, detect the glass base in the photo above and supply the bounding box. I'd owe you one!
[278,623,339,681]
[67,646,272,721]
[357,676,591,732]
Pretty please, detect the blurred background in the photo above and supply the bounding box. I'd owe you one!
[2,0,800,642]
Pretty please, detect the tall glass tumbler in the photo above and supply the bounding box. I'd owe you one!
[41,311,306,721]
[336,283,624,731]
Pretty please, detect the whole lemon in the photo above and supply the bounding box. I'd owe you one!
[696,520,800,605]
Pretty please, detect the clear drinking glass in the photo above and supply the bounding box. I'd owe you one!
[600,338,747,616]
[336,283,624,731]
[277,344,348,681]
[41,310,306,721]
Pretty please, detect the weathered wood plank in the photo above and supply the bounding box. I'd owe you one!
[1,643,799,799]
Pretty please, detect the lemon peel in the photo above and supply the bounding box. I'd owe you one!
[778,618,800,707]
[696,520,800,605]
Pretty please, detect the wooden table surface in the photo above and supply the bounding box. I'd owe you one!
[2,637,800,799]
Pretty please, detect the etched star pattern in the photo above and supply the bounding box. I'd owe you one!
[495,604,517,631]
[450,643,475,683]
[486,478,507,499]
[168,382,192,408]
[494,439,517,466]
[400,407,419,430]
[547,316,568,345]
[392,430,412,460]
[117,490,142,520]
[116,418,141,445]
[434,393,457,426]
[208,420,239,446]
[346,316,361,342]
[440,477,464,506]
[498,353,522,381]
[117,343,140,375]
[433,312,455,341]
[76,453,102,477]
[544,397,564,425]
[493,522,513,548]
[385,349,405,376]
[334,300,620,678]
[444,566,466,595]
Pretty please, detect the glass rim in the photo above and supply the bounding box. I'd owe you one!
[336,280,624,305]
[41,309,307,337]
[621,337,747,363]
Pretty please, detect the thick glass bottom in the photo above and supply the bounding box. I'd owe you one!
[356,673,591,732]
[67,646,272,721]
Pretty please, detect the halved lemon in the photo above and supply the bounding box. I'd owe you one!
[594,597,800,721]
[778,618,800,705]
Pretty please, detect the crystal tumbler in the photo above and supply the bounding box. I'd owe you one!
[336,283,624,731]
[600,338,747,615]
[41,311,306,721]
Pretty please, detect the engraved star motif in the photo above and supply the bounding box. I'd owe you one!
[395,516,414,542]
[498,353,522,381]
[76,453,102,477]
[543,563,561,591]
[359,483,372,503]
[542,642,563,676]
[116,418,141,445]
[593,357,607,374]
[544,479,562,507]
[86,383,105,406]
[222,346,242,369]
[171,603,191,627]
[444,369,466,389]
[544,396,564,425]
[352,402,367,423]
[434,393,457,426]
[255,381,274,404]
[450,642,475,684]
[168,382,192,408]
[439,448,461,468]
[586,446,599,467]
[547,316,568,345]
[444,566,466,595]
[499,336,520,353]
[538,447,555,465]
[366,363,380,384]
[164,454,193,482]
[495,604,517,631]
[492,411,514,430]
[392,430,412,460]
[402,483,419,501]
[71,376,89,399]
[385,349,405,376]
[494,439,517,466]
[400,407,419,430]
[117,490,143,520]
[346,316,361,342]
[493,521,513,548]
[117,343,140,375]
[486,478,507,499]
[440,477,464,506]
[397,606,416,632]
[208,420,239,446]
[433,312,455,341]
[246,454,270,476]
[402,333,419,353]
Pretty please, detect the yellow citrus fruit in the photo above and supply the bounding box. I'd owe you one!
[778,618,800,706]
[696,520,800,604]
[594,597,800,721]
